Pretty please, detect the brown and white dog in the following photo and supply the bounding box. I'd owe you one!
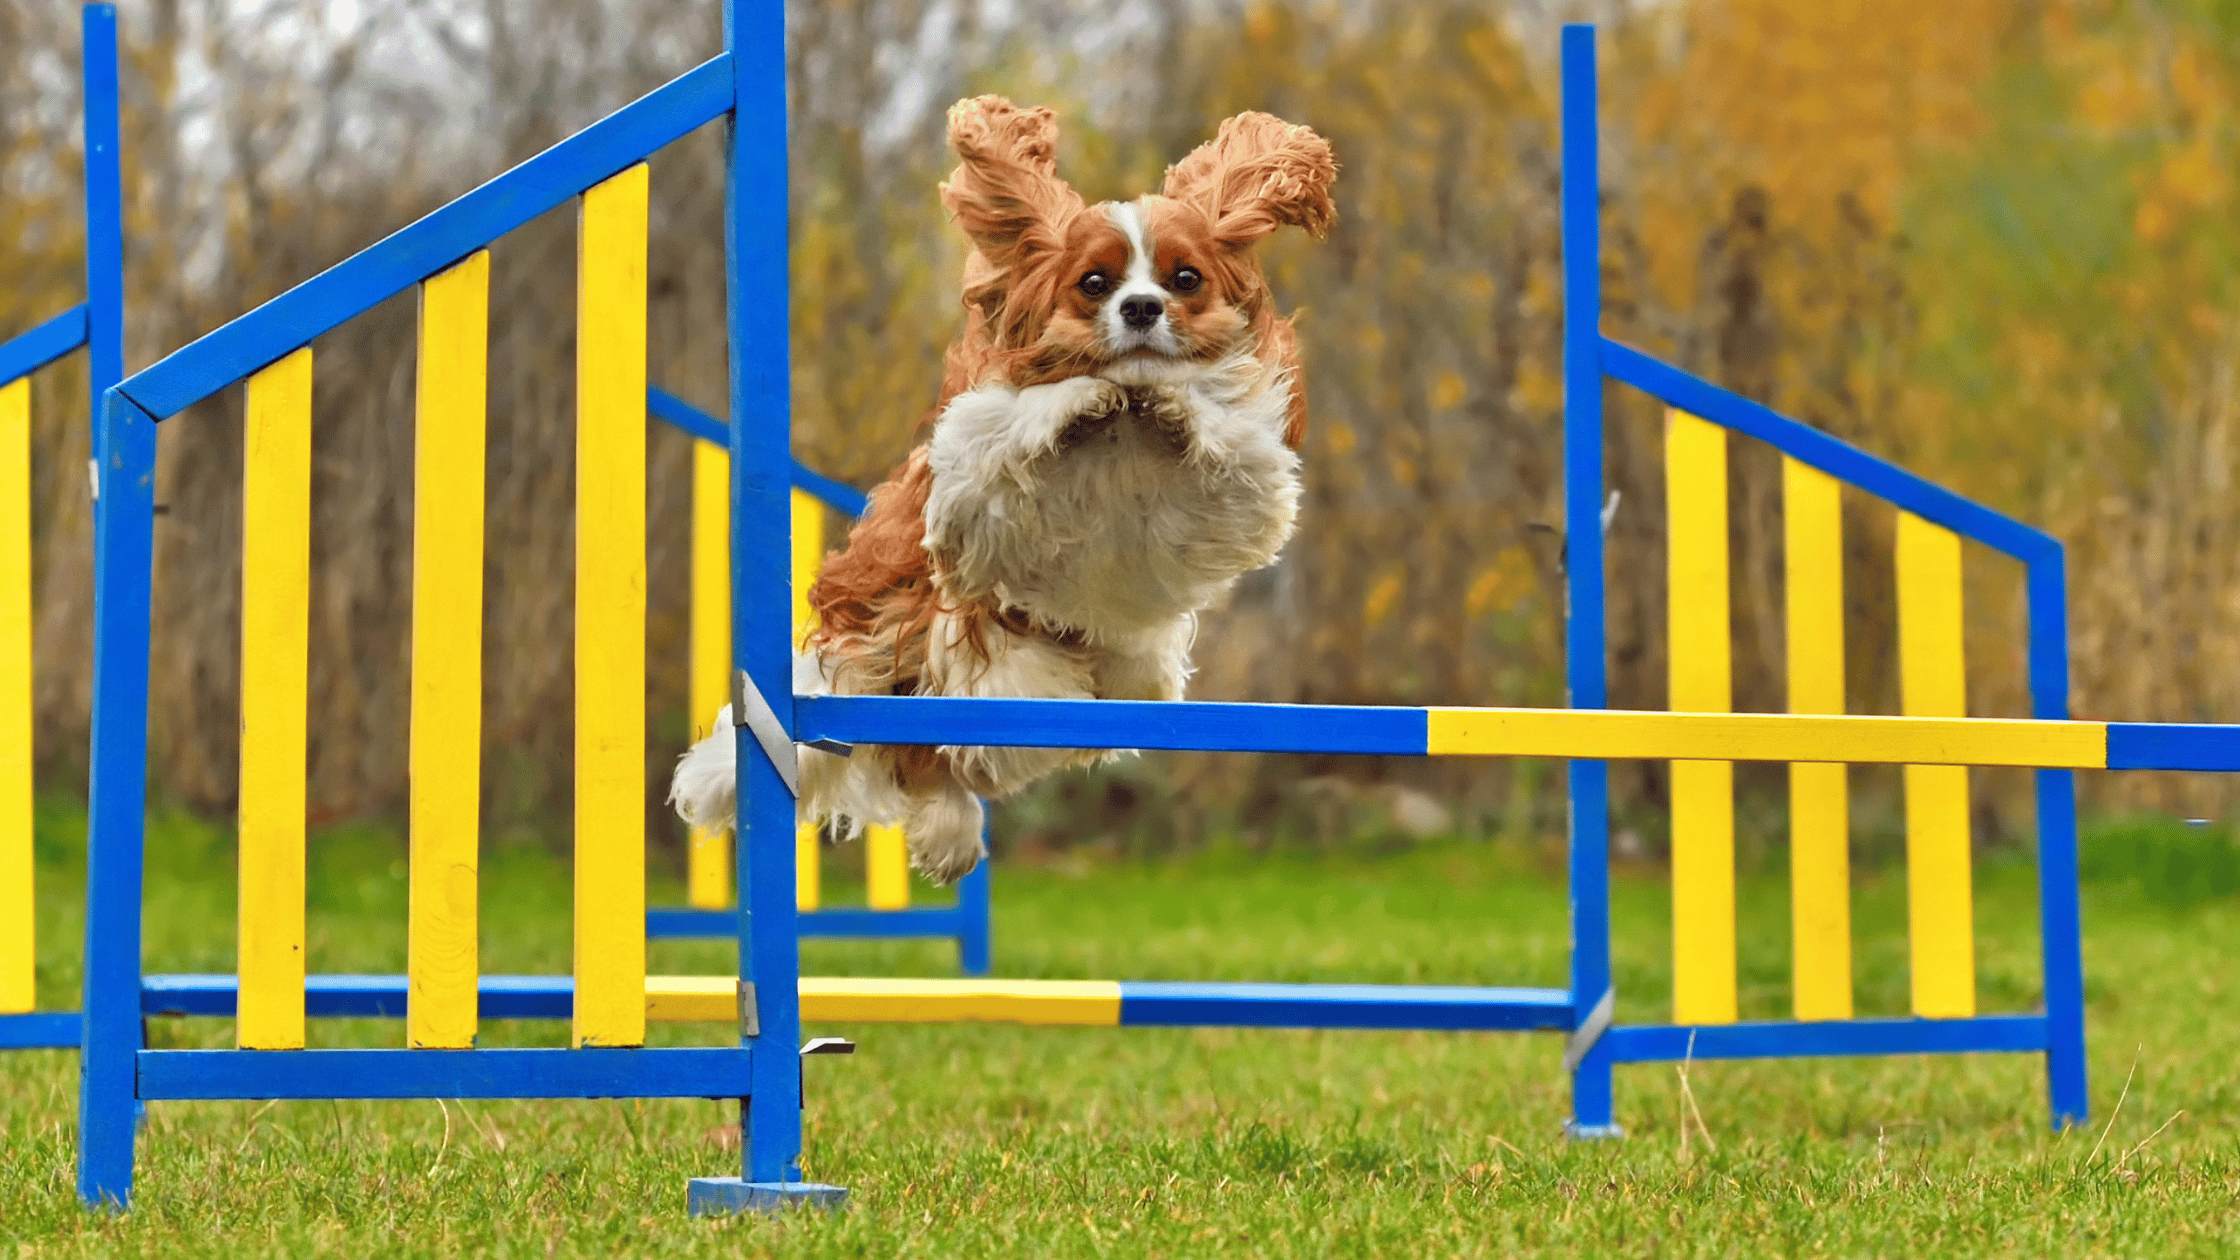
[669,96,1336,882]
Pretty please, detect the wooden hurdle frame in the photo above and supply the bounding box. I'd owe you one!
[0,4,123,1055]
[641,387,993,974]
[73,11,2240,1215]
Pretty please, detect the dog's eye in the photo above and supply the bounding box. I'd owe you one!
[1172,267,1202,293]
[1079,272,1111,298]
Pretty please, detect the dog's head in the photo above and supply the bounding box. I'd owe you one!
[940,97,1336,389]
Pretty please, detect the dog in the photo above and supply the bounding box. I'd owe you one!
[670,96,1336,882]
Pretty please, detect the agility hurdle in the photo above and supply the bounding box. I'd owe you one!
[76,9,2240,1216]
[642,387,993,974]
[117,402,987,1045]
[0,4,123,1054]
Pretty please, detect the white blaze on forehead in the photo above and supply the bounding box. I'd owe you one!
[1106,201,1158,287]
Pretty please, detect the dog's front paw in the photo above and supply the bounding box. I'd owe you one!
[1019,376,1126,453]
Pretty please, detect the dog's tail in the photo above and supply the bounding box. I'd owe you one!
[668,705,739,833]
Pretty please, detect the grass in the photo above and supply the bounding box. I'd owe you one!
[3,807,2237,1256]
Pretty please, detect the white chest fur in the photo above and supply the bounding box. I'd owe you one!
[923,350,1302,643]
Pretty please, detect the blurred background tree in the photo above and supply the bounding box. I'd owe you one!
[3,0,2233,863]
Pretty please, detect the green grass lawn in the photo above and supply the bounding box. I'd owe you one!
[2,807,2236,1256]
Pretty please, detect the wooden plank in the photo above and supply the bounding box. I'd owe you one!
[139,1046,755,1101]
[237,348,313,1050]
[0,378,31,1014]
[1783,456,1852,1021]
[118,59,735,421]
[1603,340,2057,564]
[686,439,731,910]
[866,824,910,910]
[573,164,649,1049]
[407,252,488,1050]
[1666,409,1735,1025]
[1423,708,2103,768]
[795,824,820,912]
[1897,512,1975,1018]
[789,487,822,911]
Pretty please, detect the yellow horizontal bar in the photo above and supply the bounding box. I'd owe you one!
[644,976,1123,1026]
[1426,708,2105,768]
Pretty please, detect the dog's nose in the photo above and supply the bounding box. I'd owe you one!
[1120,294,1164,329]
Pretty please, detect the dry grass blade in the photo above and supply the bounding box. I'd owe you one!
[2116,1111,2186,1171]
[1675,1029,1716,1161]
[2085,1044,2143,1168]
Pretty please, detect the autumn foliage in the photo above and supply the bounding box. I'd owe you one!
[2,0,2235,854]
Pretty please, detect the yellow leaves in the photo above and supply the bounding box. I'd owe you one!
[1428,371,1468,412]
[2134,196,2175,247]
[1325,423,1358,457]
[1466,547,1539,619]
[1363,571,1405,628]
[2168,44,2223,123]
[1514,360,1563,416]
[1244,2,1279,44]
[2135,140,2227,246]
[2077,57,2153,134]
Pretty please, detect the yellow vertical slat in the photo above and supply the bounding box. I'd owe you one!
[0,378,31,1014]
[687,439,732,911]
[1897,511,1975,1019]
[574,164,649,1049]
[867,824,910,910]
[791,487,821,646]
[1666,409,1736,1026]
[238,348,313,1050]
[796,823,820,912]
[790,487,822,912]
[1783,457,1853,1022]
[407,252,488,1050]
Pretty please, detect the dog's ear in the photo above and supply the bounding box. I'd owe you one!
[1163,113,1337,248]
[940,96,1084,268]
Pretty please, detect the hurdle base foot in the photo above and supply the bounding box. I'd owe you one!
[687,1178,848,1216]
[1564,1121,1625,1141]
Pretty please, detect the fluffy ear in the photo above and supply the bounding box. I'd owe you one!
[939,96,1084,268]
[1162,112,1337,247]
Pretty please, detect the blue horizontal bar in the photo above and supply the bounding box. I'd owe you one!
[645,908,736,939]
[647,385,729,445]
[648,906,968,939]
[1601,339,2057,563]
[800,906,966,938]
[138,1046,756,1101]
[1605,1014,2046,1062]
[0,305,89,385]
[0,1011,81,1049]
[1119,982,1574,1031]
[2105,723,2240,771]
[795,696,1431,755]
[119,56,736,420]
[646,385,870,517]
[789,460,870,519]
[143,973,575,1021]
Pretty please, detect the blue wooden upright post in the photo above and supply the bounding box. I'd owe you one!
[1560,23,1620,1140]
[76,5,149,1211]
[956,825,993,976]
[689,0,845,1214]
[85,4,125,411]
[78,386,158,1211]
[2028,550,2089,1129]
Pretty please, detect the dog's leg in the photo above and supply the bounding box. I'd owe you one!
[902,775,987,884]
[927,610,1100,799]
[1093,617,1196,703]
